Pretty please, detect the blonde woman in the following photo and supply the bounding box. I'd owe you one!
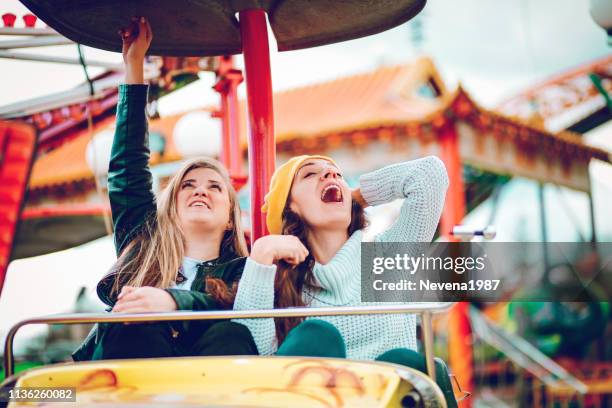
[73,18,256,360]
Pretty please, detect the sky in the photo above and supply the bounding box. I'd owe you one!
[0,0,611,345]
[1,0,610,110]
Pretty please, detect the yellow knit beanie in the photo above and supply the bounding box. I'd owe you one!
[262,155,337,234]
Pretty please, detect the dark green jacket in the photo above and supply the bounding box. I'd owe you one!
[73,85,245,361]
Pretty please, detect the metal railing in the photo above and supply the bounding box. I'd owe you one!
[4,303,453,379]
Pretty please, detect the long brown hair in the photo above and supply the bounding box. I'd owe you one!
[111,158,248,305]
[273,199,368,344]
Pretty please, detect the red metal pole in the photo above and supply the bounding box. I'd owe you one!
[439,124,466,236]
[216,81,231,168]
[226,66,243,178]
[439,123,473,407]
[239,9,276,242]
[213,56,246,189]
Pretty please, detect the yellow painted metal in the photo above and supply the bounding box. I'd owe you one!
[10,356,446,407]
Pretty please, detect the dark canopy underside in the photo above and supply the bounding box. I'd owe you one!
[12,215,107,260]
[20,0,426,56]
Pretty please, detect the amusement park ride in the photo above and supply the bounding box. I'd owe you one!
[0,0,610,407]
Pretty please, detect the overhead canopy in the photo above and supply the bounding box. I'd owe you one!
[12,211,108,259]
[19,0,426,56]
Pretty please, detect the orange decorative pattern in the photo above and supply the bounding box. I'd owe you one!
[0,121,37,295]
[497,55,612,128]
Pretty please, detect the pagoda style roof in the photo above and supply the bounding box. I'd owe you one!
[270,58,448,140]
[497,55,612,133]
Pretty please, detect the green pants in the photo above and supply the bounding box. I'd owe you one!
[277,319,458,408]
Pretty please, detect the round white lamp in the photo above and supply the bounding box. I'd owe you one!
[173,111,222,158]
[85,129,114,177]
[590,0,612,46]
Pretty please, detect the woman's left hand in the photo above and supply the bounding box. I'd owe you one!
[112,286,177,313]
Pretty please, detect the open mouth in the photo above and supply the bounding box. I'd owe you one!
[189,200,211,209]
[321,183,343,203]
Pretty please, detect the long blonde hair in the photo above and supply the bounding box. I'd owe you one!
[111,158,248,297]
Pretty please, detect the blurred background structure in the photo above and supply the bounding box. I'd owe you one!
[0,0,610,406]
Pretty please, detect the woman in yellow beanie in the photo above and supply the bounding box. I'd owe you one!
[236,156,446,325]
[234,155,450,354]
[233,154,455,405]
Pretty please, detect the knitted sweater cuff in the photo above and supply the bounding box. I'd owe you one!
[359,157,449,207]
[239,258,277,294]
[359,162,405,206]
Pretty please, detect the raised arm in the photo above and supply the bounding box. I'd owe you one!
[359,156,449,243]
[109,86,155,255]
[109,17,155,255]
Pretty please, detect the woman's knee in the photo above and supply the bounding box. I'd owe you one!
[190,321,258,356]
[278,319,346,358]
[377,348,425,371]
[291,319,341,340]
[95,323,174,359]
[205,321,253,342]
[376,349,450,376]
[103,322,169,341]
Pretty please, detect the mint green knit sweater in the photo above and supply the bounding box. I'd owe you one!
[234,156,449,360]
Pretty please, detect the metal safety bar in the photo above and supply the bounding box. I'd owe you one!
[4,303,453,379]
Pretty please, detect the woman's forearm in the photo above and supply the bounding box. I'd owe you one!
[124,59,145,84]
[108,84,155,255]
[359,157,447,206]
[232,258,279,355]
[361,156,449,242]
